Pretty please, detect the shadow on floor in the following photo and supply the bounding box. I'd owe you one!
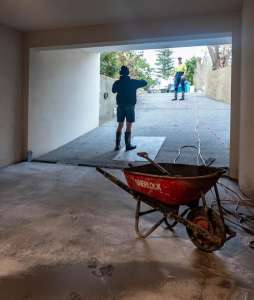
[0,254,251,300]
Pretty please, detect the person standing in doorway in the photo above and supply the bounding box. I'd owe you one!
[172,57,187,101]
[112,66,147,151]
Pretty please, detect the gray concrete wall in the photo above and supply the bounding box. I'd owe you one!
[99,75,116,125]
[205,66,231,103]
[0,25,23,167]
[28,49,100,158]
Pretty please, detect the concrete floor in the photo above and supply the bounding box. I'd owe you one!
[0,162,253,299]
[37,93,230,168]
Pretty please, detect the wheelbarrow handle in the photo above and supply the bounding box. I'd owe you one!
[137,152,149,159]
[96,167,135,196]
[137,152,173,176]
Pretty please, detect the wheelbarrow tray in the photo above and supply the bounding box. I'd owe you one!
[124,163,224,206]
[96,165,235,252]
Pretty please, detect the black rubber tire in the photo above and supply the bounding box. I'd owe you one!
[186,207,226,252]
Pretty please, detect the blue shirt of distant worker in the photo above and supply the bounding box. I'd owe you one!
[112,66,147,151]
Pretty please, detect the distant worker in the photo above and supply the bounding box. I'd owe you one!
[112,66,147,151]
[172,57,187,101]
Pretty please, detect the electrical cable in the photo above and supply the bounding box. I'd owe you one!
[174,101,254,248]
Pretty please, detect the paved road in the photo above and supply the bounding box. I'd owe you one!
[38,93,230,168]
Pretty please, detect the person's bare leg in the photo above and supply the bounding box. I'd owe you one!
[126,122,132,132]
[125,122,136,151]
[115,122,124,151]
[117,122,124,133]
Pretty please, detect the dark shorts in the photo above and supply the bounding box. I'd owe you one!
[117,105,135,123]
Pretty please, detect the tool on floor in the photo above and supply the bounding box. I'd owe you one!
[137,152,174,176]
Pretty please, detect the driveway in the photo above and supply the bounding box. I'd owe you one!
[37,93,230,168]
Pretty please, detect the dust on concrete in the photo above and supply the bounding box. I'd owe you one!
[0,162,253,299]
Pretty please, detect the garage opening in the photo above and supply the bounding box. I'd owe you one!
[28,39,232,169]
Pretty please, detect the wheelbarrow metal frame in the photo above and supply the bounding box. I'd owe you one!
[96,167,229,247]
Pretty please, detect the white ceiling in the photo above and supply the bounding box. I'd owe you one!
[0,0,242,32]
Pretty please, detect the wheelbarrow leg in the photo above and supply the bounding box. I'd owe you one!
[164,207,190,231]
[200,191,208,210]
[164,217,177,232]
[135,200,165,238]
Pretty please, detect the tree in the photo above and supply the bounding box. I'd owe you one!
[100,52,119,78]
[207,45,232,70]
[100,50,156,90]
[185,57,197,85]
[155,49,174,79]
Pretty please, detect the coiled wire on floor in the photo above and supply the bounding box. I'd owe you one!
[212,180,254,249]
[174,104,254,248]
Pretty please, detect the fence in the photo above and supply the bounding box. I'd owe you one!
[194,60,231,103]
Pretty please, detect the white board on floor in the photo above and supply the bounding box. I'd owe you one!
[113,136,166,162]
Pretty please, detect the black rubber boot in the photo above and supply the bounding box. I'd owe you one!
[125,132,136,151]
[114,131,121,151]
[172,92,177,101]
[180,93,185,100]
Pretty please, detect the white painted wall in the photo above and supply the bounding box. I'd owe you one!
[0,25,23,167]
[28,49,100,158]
[229,25,241,179]
[239,0,254,196]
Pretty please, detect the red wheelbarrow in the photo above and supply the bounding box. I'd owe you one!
[96,152,235,252]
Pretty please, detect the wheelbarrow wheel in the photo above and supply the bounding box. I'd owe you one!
[186,207,226,252]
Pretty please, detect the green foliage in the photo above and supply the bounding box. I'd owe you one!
[155,49,174,79]
[100,52,119,78]
[100,51,156,89]
[185,57,197,85]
